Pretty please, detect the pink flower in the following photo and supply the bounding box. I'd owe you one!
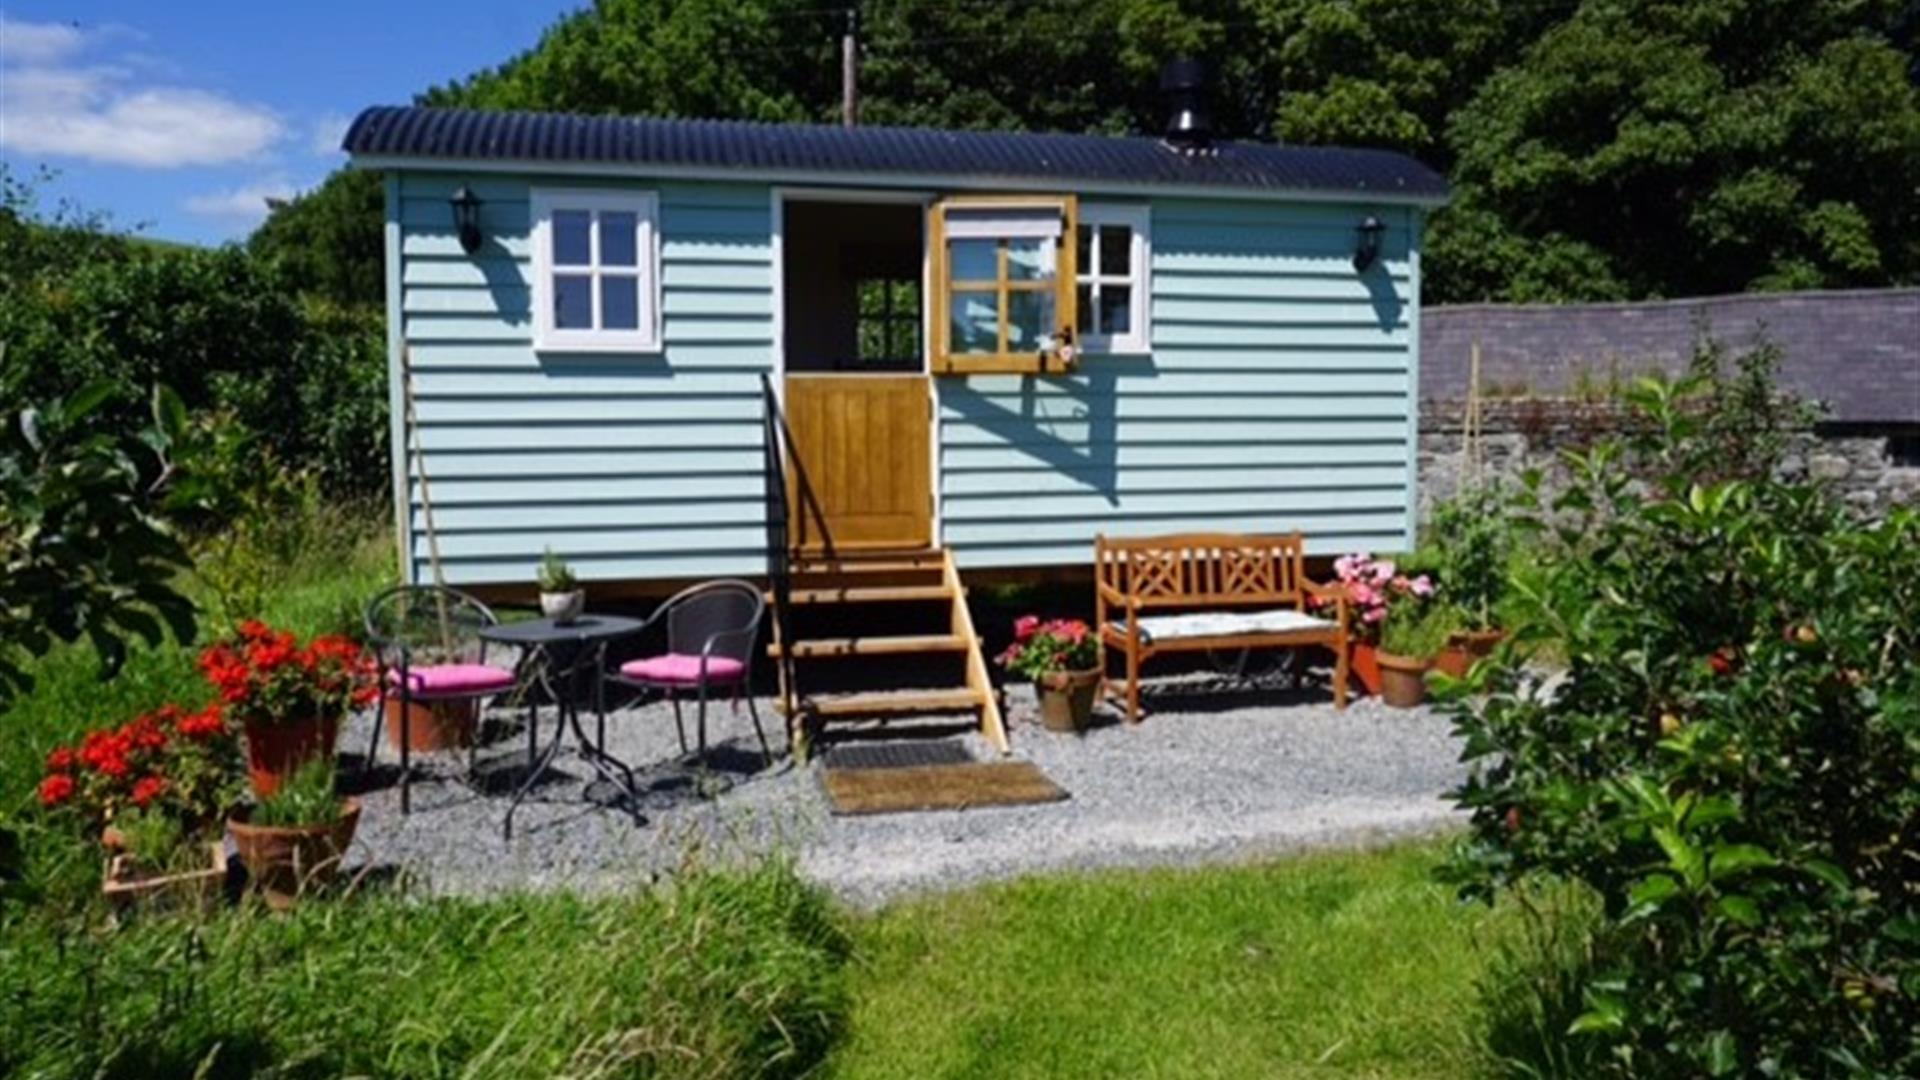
[1363,608,1387,623]
[1371,560,1396,584]
[1409,575,1434,597]
[1013,615,1040,642]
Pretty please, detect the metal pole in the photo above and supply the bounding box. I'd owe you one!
[841,8,859,127]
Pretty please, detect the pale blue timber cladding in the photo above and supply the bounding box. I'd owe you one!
[393,172,774,585]
[937,198,1420,569]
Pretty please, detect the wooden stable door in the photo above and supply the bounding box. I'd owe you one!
[782,375,931,552]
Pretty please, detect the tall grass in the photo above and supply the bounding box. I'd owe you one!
[0,857,851,1079]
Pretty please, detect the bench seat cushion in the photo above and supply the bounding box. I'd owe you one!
[1109,607,1337,645]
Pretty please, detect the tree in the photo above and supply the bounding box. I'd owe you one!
[247,168,386,309]
[1429,0,1920,302]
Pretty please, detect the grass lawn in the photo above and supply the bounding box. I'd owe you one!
[832,842,1515,1079]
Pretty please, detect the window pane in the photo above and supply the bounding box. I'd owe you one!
[1099,225,1131,275]
[600,211,637,267]
[1076,225,1092,272]
[1076,283,1093,334]
[890,279,918,316]
[889,320,919,361]
[1007,289,1056,352]
[553,210,591,266]
[949,291,1000,354]
[949,239,997,282]
[1006,237,1055,281]
[858,319,887,363]
[554,274,593,329]
[1099,284,1131,337]
[601,274,639,330]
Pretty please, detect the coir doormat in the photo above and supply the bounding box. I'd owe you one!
[821,760,1069,816]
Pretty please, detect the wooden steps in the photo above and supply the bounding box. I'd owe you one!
[770,633,969,659]
[780,584,952,605]
[781,688,982,718]
[769,546,1008,756]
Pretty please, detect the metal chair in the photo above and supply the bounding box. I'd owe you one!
[363,585,520,812]
[602,579,771,765]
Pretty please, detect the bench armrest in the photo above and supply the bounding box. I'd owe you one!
[1301,580,1350,629]
[1096,580,1132,608]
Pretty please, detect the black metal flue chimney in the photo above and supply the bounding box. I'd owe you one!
[1160,58,1213,152]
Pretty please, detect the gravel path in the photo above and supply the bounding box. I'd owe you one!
[341,674,1468,906]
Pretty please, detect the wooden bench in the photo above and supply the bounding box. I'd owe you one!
[1095,532,1350,722]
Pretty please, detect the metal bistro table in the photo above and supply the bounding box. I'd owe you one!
[481,614,646,839]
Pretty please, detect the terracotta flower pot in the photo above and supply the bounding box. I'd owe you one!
[384,696,477,753]
[1376,651,1432,709]
[242,714,340,798]
[1036,668,1101,733]
[226,798,361,910]
[1350,642,1384,696]
[1434,628,1506,680]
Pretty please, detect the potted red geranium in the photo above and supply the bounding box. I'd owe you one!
[198,620,378,797]
[38,703,244,911]
[996,615,1102,733]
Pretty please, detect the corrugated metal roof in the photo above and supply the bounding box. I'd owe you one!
[343,106,1450,202]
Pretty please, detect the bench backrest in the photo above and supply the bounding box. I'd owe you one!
[1096,532,1309,610]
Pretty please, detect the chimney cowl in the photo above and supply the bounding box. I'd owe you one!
[1160,57,1213,153]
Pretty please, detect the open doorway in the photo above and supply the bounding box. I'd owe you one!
[782,199,924,373]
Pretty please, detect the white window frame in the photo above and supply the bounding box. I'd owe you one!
[530,188,661,353]
[1076,202,1151,354]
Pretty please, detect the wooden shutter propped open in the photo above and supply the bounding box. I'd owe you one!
[928,194,1078,375]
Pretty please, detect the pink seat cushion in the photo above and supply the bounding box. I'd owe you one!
[388,663,517,698]
[619,653,746,686]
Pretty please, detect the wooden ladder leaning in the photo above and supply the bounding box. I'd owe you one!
[767,546,1007,757]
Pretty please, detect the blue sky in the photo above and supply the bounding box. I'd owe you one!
[1,2,579,244]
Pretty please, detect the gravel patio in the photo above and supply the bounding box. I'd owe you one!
[340,674,1468,906]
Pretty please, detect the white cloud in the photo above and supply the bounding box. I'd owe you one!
[183,178,300,227]
[0,17,283,168]
[309,112,350,156]
[0,16,86,64]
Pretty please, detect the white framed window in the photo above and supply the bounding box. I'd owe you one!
[1074,203,1151,354]
[530,188,661,352]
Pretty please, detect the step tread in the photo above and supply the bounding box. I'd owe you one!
[774,584,954,604]
[795,688,984,717]
[791,560,948,577]
[771,634,970,659]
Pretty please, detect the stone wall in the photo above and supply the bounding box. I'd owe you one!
[1418,399,1920,518]
[1421,288,1920,427]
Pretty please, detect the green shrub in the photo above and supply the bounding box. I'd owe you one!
[1443,374,1920,1075]
[1,176,389,499]
[0,858,850,1079]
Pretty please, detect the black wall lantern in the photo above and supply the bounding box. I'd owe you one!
[450,184,484,254]
[1352,215,1386,272]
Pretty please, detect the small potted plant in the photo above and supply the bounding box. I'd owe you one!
[198,621,378,797]
[1425,485,1514,674]
[1320,555,1433,696]
[38,703,244,911]
[538,548,584,625]
[996,615,1101,733]
[1375,605,1450,709]
[226,758,361,910]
